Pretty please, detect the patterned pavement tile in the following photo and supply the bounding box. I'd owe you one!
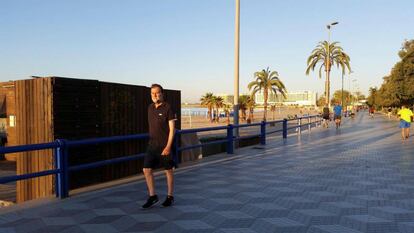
[1,113,414,232]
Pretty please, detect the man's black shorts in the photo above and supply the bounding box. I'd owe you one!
[143,145,175,170]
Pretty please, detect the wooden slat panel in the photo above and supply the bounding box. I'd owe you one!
[15,78,54,202]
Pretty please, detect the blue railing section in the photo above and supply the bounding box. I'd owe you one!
[0,115,321,199]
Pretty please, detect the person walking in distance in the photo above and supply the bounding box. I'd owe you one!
[322,104,330,128]
[142,84,177,209]
[397,105,413,141]
[333,102,342,129]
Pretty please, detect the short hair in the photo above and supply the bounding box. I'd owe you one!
[150,83,164,93]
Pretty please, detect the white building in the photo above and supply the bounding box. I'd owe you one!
[254,91,317,107]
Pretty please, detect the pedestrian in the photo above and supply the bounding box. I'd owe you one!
[387,107,392,119]
[142,84,177,209]
[322,104,330,128]
[333,102,342,129]
[397,105,413,141]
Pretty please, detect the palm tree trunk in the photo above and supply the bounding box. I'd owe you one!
[216,107,220,122]
[263,90,268,121]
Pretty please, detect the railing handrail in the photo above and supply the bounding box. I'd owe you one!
[0,114,322,200]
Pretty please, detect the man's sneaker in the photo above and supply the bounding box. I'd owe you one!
[142,195,159,209]
[162,195,174,207]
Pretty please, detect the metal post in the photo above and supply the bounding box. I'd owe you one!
[227,124,234,154]
[54,144,62,198]
[298,118,302,135]
[233,0,240,143]
[283,119,287,139]
[308,117,311,132]
[56,139,69,198]
[260,121,266,145]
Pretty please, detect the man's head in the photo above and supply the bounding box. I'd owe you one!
[150,84,164,104]
[402,105,406,109]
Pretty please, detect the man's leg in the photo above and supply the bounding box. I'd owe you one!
[165,169,174,196]
[143,168,156,196]
[406,128,410,138]
[402,128,406,140]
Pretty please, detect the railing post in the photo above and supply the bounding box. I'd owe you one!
[54,143,61,198]
[56,139,69,199]
[260,121,266,145]
[227,124,234,154]
[298,118,302,135]
[174,131,181,164]
[308,117,311,132]
[283,118,287,139]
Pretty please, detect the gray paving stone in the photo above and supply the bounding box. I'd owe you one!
[240,203,289,218]
[307,225,364,233]
[369,206,414,221]
[214,228,258,233]
[347,195,389,207]
[203,211,255,228]
[371,189,412,199]
[340,214,398,233]
[80,224,119,233]
[320,202,367,215]
[276,196,319,209]
[251,218,306,233]
[288,209,339,226]
[398,222,414,233]
[155,220,214,233]
[263,187,302,197]
[306,191,344,202]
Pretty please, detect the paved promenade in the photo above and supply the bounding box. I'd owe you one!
[1,112,414,233]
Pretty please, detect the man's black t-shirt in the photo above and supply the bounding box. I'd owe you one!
[148,102,175,149]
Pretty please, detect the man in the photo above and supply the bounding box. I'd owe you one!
[142,84,176,209]
[397,105,413,141]
[333,103,342,129]
[322,104,330,128]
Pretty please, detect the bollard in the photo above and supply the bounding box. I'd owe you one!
[298,118,302,135]
[283,119,287,139]
[227,124,234,154]
[308,117,311,132]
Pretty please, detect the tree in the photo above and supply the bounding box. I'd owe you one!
[367,87,378,107]
[317,96,326,107]
[248,67,287,121]
[212,96,224,123]
[200,92,214,122]
[222,103,232,124]
[331,90,353,107]
[306,41,351,106]
[238,95,249,121]
[246,96,255,122]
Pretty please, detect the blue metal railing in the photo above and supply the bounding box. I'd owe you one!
[0,115,321,200]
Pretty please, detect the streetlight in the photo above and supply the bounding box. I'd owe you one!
[233,0,240,138]
[326,21,338,107]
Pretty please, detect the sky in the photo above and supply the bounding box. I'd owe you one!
[1,0,413,103]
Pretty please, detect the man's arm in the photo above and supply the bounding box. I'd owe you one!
[162,120,175,156]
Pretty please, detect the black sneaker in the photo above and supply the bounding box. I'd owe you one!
[161,195,174,207]
[142,195,159,209]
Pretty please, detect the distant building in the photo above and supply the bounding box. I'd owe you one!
[254,91,317,107]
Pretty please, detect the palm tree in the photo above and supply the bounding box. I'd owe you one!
[200,92,214,122]
[246,96,255,123]
[248,67,287,121]
[222,103,232,124]
[238,95,249,121]
[212,96,224,123]
[306,41,351,106]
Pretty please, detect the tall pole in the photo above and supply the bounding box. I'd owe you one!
[341,71,344,107]
[233,0,240,137]
[326,22,338,108]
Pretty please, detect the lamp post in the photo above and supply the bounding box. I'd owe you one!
[233,0,240,138]
[326,22,338,107]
